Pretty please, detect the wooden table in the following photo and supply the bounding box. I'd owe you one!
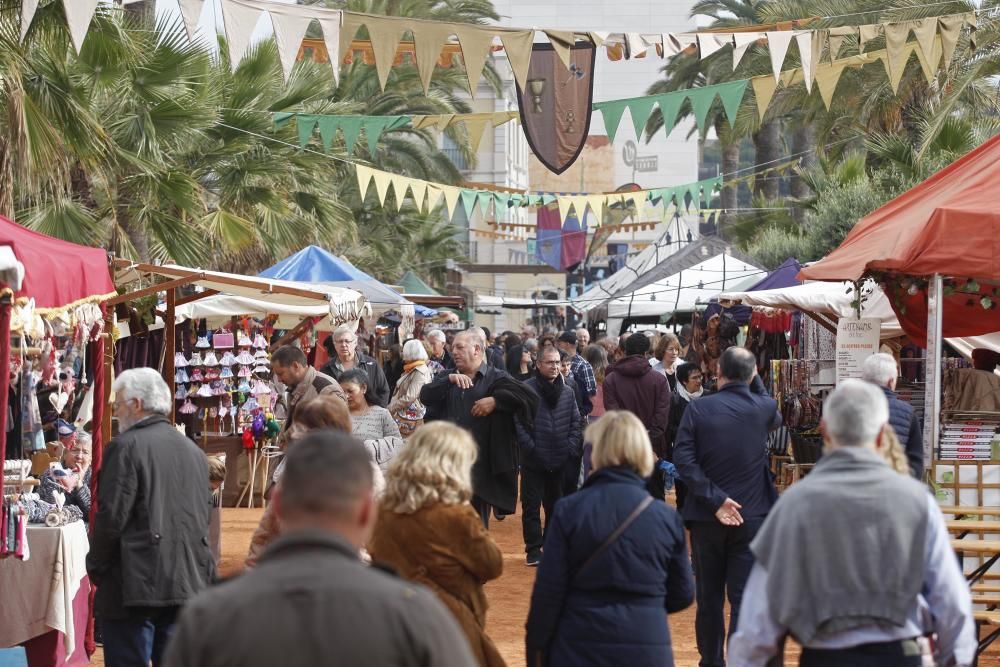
[952,539,1000,586]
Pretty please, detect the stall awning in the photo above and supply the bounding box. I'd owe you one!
[475,295,570,313]
[0,215,114,312]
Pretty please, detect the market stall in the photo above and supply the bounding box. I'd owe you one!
[0,215,116,666]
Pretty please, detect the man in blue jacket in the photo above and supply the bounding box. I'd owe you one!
[674,347,781,667]
[516,346,583,566]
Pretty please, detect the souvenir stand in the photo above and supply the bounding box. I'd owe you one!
[111,260,366,508]
[0,217,116,666]
[259,246,415,366]
[798,137,1000,606]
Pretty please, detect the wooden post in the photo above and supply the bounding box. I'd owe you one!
[102,315,114,447]
[923,273,943,469]
[164,288,176,423]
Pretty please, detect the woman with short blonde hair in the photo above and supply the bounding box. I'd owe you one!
[526,409,694,667]
[369,422,505,667]
[587,410,656,478]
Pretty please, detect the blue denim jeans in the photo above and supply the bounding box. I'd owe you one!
[101,606,179,667]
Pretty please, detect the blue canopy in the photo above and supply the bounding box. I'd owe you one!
[746,257,803,292]
[260,246,410,311]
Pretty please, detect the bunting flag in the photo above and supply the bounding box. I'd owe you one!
[354,163,725,225]
[19,0,39,42]
[63,0,101,54]
[277,113,410,155]
[593,80,748,142]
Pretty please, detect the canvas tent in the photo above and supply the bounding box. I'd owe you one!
[605,253,764,335]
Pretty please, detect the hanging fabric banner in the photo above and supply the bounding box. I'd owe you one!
[515,42,597,175]
[277,113,410,154]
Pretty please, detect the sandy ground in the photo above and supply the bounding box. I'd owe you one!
[87,506,999,667]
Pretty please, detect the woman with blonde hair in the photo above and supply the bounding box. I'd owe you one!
[369,422,505,667]
[526,411,694,667]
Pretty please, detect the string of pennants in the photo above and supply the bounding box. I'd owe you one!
[276,30,968,160]
[27,0,975,98]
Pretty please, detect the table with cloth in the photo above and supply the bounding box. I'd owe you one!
[0,522,91,666]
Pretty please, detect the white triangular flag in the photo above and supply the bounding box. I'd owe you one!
[766,31,795,82]
[177,0,205,42]
[220,0,264,71]
[20,0,38,42]
[269,11,312,82]
[794,31,814,92]
[698,33,729,60]
[317,16,342,84]
[62,0,100,54]
[732,32,761,70]
[355,165,374,199]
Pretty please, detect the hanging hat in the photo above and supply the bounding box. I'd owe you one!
[219,351,237,366]
[203,352,219,367]
[195,336,211,349]
[252,334,267,349]
[236,351,255,365]
[252,380,271,395]
[174,369,189,384]
[178,399,197,414]
[174,352,189,368]
[237,366,252,378]
[253,365,270,375]
[175,385,188,400]
[56,419,76,436]
[238,332,253,347]
[196,383,214,398]
[189,352,203,366]
[191,368,204,382]
[237,378,252,393]
[220,366,233,379]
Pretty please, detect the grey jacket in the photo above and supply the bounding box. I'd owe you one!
[87,416,215,619]
[163,530,477,667]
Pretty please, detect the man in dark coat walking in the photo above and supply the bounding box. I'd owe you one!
[516,346,583,566]
[88,368,215,667]
[164,430,475,667]
[320,325,391,407]
[862,352,924,479]
[603,333,671,498]
[674,347,781,667]
[421,330,538,528]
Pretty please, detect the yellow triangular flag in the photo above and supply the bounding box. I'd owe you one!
[911,18,939,71]
[912,35,943,84]
[499,29,534,91]
[462,117,491,155]
[814,62,846,109]
[440,185,462,220]
[586,195,607,222]
[408,178,429,213]
[392,176,411,211]
[371,168,393,206]
[340,13,363,64]
[412,23,453,94]
[859,23,881,52]
[883,22,912,94]
[751,76,778,120]
[435,114,455,131]
[355,164,374,199]
[364,15,406,90]
[557,196,573,224]
[454,26,496,97]
[938,13,972,67]
[827,27,853,62]
[425,186,444,212]
[545,30,577,70]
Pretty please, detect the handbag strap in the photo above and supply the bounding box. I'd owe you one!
[573,495,654,582]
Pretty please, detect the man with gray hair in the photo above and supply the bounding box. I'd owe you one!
[861,352,924,479]
[164,430,475,667]
[425,328,454,373]
[88,368,214,667]
[320,324,390,407]
[730,380,975,667]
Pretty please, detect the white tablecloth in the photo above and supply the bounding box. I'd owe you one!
[0,522,89,657]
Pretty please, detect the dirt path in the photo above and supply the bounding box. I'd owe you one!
[86,507,997,667]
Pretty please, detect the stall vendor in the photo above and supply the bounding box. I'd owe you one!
[38,430,93,521]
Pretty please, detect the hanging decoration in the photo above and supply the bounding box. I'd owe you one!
[274,113,410,155]
[594,80,747,142]
[515,43,597,175]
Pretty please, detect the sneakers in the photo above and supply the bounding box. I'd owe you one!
[526,550,542,567]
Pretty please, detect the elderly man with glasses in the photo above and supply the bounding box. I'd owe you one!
[320,325,391,408]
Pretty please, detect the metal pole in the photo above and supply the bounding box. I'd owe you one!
[922,274,943,468]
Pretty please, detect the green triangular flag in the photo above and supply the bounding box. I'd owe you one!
[596,102,628,143]
[688,183,703,210]
[509,194,524,208]
[493,192,511,217]
[716,80,749,127]
[317,116,340,152]
[338,116,365,154]
[687,87,717,132]
[656,92,684,137]
[296,115,319,149]
[460,189,480,220]
[648,188,671,206]
[629,96,659,140]
[363,117,396,155]
[273,112,295,130]
[541,194,557,205]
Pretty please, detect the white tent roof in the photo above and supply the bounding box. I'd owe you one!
[720,280,1000,356]
[607,254,765,322]
[475,295,569,313]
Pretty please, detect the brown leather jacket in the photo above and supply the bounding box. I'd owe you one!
[369,503,505,667]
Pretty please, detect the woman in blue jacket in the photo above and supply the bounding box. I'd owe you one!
[525,410,695,667]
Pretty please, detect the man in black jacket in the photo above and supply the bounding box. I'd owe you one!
[88,368,214,667]
[861,352,924,479]
[320,325,391,407]
[515,346,582,566]
[674,347,781,667]
[164,430,475,667]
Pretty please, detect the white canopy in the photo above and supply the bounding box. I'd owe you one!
[606,253,764,333]
[475,295,570,312]
[720,280,1000,356]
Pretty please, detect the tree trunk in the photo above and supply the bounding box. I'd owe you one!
[789,121,815,225]
[0,142,13,221]
[717,119,740,234]
[752,119,782,201]
[120,208,150,262]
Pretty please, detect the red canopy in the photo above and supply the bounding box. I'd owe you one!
[0,214,115,311]
[799,134,1000,344]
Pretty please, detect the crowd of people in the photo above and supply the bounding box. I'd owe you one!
[84,322,978,667]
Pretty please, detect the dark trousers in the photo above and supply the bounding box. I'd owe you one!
[101,606,179,667]
[521,467,565,554]
[800,640,921,667]
[689,517,765,667]
[562,454,582,495]
[645,466,666,500]
[471,495,491,529]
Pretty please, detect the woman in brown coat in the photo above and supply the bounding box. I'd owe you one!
[369,422,505,667]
